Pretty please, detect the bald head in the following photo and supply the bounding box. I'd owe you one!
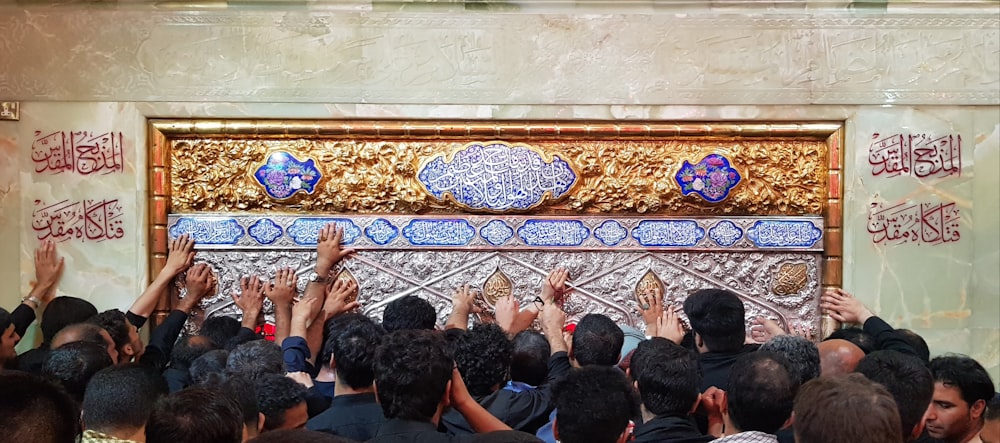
[51,323,119,364]
[818,339,865,377]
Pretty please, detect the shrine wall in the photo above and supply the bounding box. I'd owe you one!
[0,1,997,381]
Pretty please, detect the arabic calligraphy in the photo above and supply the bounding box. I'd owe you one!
[869,133,961,178]
[418,142,578,212]
[31,131,125,175]
[867,200,961,246]
[32,199,125,242]
[746,220,822,248]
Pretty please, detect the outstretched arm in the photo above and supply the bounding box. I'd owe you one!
[449,367,512,433]
[264,267,298,346]
[12,241,65,335]
[821,289,918,357]
[130,235,195,321]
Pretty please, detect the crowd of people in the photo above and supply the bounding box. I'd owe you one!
[1,223,997,443]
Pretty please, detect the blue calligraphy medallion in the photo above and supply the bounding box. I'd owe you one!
[417,142,578,212]
[708,220,743,247]
[593,220,628,246]
[365,219,399,246]
[480,220,515,246]
[402,220,477,246]
[248,218,283,245]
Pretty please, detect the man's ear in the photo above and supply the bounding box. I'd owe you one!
[553,417,560,442]
[694,333,704,349]
[910,415,927,441]
[689,393,703,415]
[971,399,987,420]
[122,344,135,359]
[257,412,266,433]
[328,354,336,370]
[781,411,794,430]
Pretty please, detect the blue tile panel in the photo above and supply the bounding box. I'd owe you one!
[166,215,823,252]
[253,151,323,200]
[417,142,577,211]
[517,220,590,247]
[248,218,283,245]
[286,218,362,245]
[402,219,477,246]
[675,154,742,203]
[364,219,399,246]
[480,220,514,246]
[632,220,706,247]
[168,217,245,244]
[746,220,823,248]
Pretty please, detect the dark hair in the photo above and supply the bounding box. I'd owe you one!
[43,341,114,403]
[323,313,385,389]
[454,323,513,397]
[247,429,357,443]
[759,335,821,385]
[221,374,259,433]
[856,350,934,438]
[87,309,130,352]
[682,289,745,353]
[986,395,1000,422]
[190,349,230,386]
[256,373,307,431]
[82,363,168,432]
[40,296,98,345]
[630,337,701,416]
[0,371,80,443]
[200,315,242,350]
[727,351,798,434]
[381,296,437,332]
[373,329,453,421]
[170,335,218,371]
[552,365,639,443]
[929,355,996,407]
[227,339,284,380]
[896,329,930,363]
[510,330,550,386]
[146,387,243,443]
[0,307,11,335]
[824,327,875,354]
[794,373,903,443]
[571,314,624,367]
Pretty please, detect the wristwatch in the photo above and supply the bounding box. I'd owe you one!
[308,272,331,284]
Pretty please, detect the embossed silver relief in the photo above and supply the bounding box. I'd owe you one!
[176,249,822,340]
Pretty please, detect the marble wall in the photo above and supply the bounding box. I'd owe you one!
[0,1,997,382]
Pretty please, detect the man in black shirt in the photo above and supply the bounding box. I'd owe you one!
[307,313,387,441]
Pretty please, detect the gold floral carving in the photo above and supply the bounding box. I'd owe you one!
[169,137,826,215]
[772,262,809,296]
[635,270,665,309]
[336,269,359,305]
[482,267,514,307]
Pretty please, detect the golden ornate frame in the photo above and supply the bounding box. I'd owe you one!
[147,120,844,330]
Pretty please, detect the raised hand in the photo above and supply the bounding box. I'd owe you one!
[164,234,196,276]
[656,306,686,345]
[322,277,359,320]
[748,316,786,343]
[292,293,322,330]
[540,267,570,304]
[179,263,213,313]
[33,240,64,302]
[820,289,874,325]
[264,267,298,308]
[316,225,356,275]
[639,287,665,336]
[494,295,520,334]
[232,275,265,328]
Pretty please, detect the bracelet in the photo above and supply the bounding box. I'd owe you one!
[21,296,41,308]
